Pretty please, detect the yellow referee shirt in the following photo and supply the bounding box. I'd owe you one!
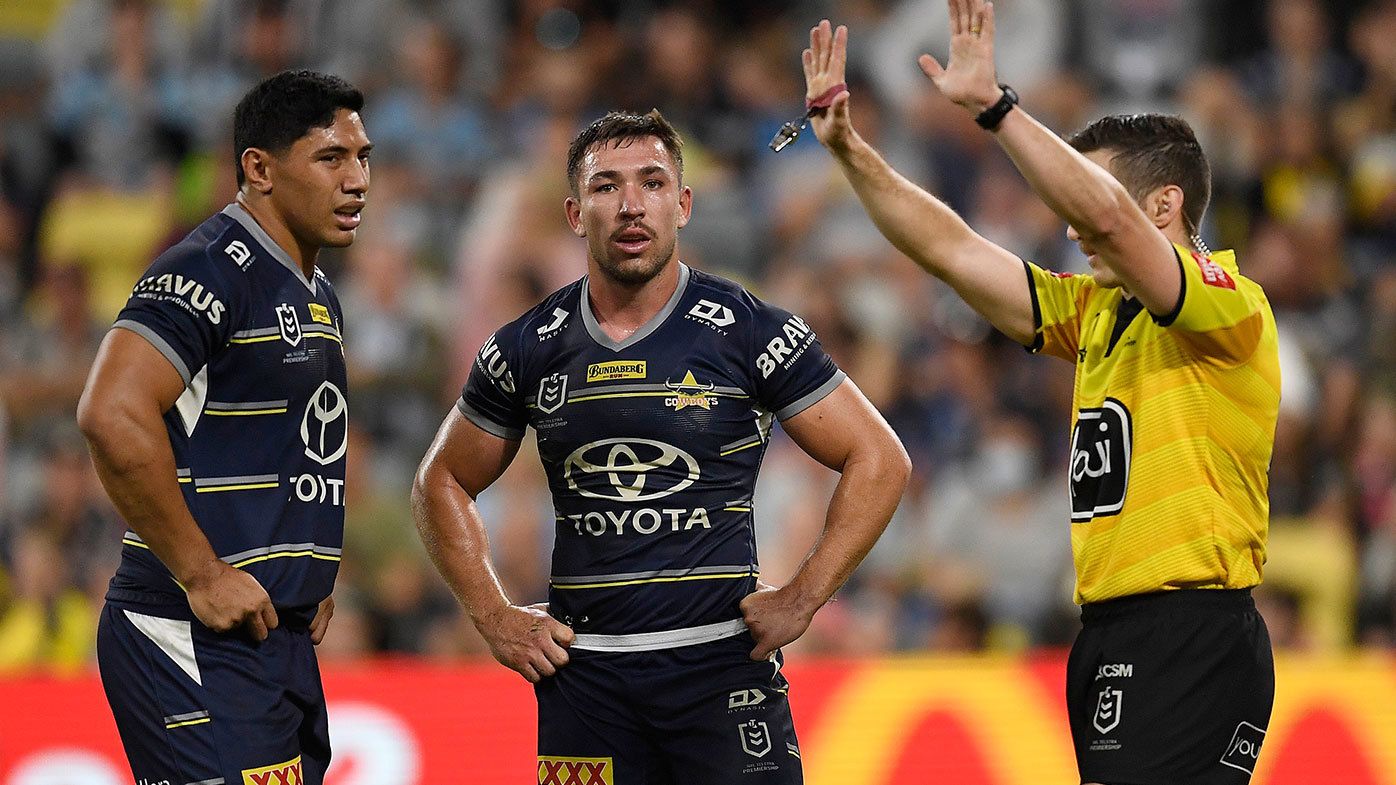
[1026,244,1280,604]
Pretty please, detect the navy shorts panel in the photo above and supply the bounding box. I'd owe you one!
[1066,590,1275,785]
[536,632,803,785]
[98,601,330,785]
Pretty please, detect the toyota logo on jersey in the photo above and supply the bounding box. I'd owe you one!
[563,438,700,501]
[301,381,348,465]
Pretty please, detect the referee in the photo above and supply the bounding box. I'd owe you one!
[802,2,1277,783]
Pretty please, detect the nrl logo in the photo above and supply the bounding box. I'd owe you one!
[276,303,302,347]
[537,373,568,414]
[739,719,772,758]
[1093,687,1123,735]
[664,370,715,411]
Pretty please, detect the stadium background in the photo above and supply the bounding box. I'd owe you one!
[1,0,1395,781]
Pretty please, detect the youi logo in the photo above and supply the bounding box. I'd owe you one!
[1220,722,1266,774]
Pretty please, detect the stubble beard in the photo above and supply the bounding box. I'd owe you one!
[592,234,677,287]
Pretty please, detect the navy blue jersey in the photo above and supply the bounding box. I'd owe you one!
[106,203,348,623]
[459,264,844,636]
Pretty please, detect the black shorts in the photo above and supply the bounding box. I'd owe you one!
[535,630,802,785]
[1066,589,1274,785]
[97,601,330,785]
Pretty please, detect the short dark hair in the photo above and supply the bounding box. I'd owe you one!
[232,69,364,187]
[1068,114,1211,234]
[566,110,684,194]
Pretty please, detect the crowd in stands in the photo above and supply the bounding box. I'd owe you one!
[1,0,1393,671]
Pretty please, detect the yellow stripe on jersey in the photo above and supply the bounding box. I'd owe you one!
[229,550,342,569]
[165,717,211,729]
[551,571,754,590]
[195,482,279,493]
[720,441,762,457]
[229,335,280,344]
[203,408,288,416]
[1026,244,1280,604]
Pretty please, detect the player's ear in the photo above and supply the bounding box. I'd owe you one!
[676,185,693,229]
[1147,184,1184,230]
[241,148,274,195]
[564,195,585,237]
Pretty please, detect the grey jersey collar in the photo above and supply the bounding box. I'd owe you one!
[221,201,316,294]
[580,262,690,352]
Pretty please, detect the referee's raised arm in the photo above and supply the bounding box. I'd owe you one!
[916,0,1185,316]
[802,19,1036,346]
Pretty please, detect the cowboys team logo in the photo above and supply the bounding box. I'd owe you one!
[563,438,700,501]
[276,303,302,347]
[1069,398,1132,522]
[1093,687,1123,734]
[537,373,568,414]
[739,720,772,758]
[301,381,348,465]
[664,370,715,411]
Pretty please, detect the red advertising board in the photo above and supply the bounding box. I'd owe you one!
[2,656,1394,784]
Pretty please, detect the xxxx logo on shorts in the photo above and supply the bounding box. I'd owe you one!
[240,755,302,785]
[538,756,613,785]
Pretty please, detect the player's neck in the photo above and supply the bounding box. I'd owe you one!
[586,260,681,341]
[235,192,319,280]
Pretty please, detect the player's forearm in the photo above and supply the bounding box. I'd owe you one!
[79,404,221,585]
[991,107,1134,244]
[828,132,981,273]
[410,468,512,622]
[783,439,910,610]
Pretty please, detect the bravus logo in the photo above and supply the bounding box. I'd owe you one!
[132,273,226,324]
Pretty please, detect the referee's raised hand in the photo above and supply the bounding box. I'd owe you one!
[802,20,852,151]
[918,0,1005,116]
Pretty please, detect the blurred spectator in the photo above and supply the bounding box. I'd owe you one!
[369,17,494,268]
[46,0,192,192]
[1236,0,1361,109]
[1077,0,1204,108]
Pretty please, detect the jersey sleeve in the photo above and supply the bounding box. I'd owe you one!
[457,326,528,440]
[749,300,845,421]
[1025,260,1091,362]
[112,248,242,386]
[1152,245,1267,363]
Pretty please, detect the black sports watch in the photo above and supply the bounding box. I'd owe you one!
[974,84,1019,131]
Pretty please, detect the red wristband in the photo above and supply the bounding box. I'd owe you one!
[805,82,847,114]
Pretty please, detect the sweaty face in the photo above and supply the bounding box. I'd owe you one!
[568,137,691,286]
[268,108,371,251]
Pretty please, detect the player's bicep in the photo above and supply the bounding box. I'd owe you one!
[82,326,191,420]
[780,379,899,472]
[938,234,1037,345]
[420,408,521,499]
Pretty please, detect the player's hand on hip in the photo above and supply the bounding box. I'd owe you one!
[184,559,279,641]
[476,603,575,684]
[803,20,853,151]
[740,584,815,661]
[918,0,1004,114]
[309,596,335,645]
